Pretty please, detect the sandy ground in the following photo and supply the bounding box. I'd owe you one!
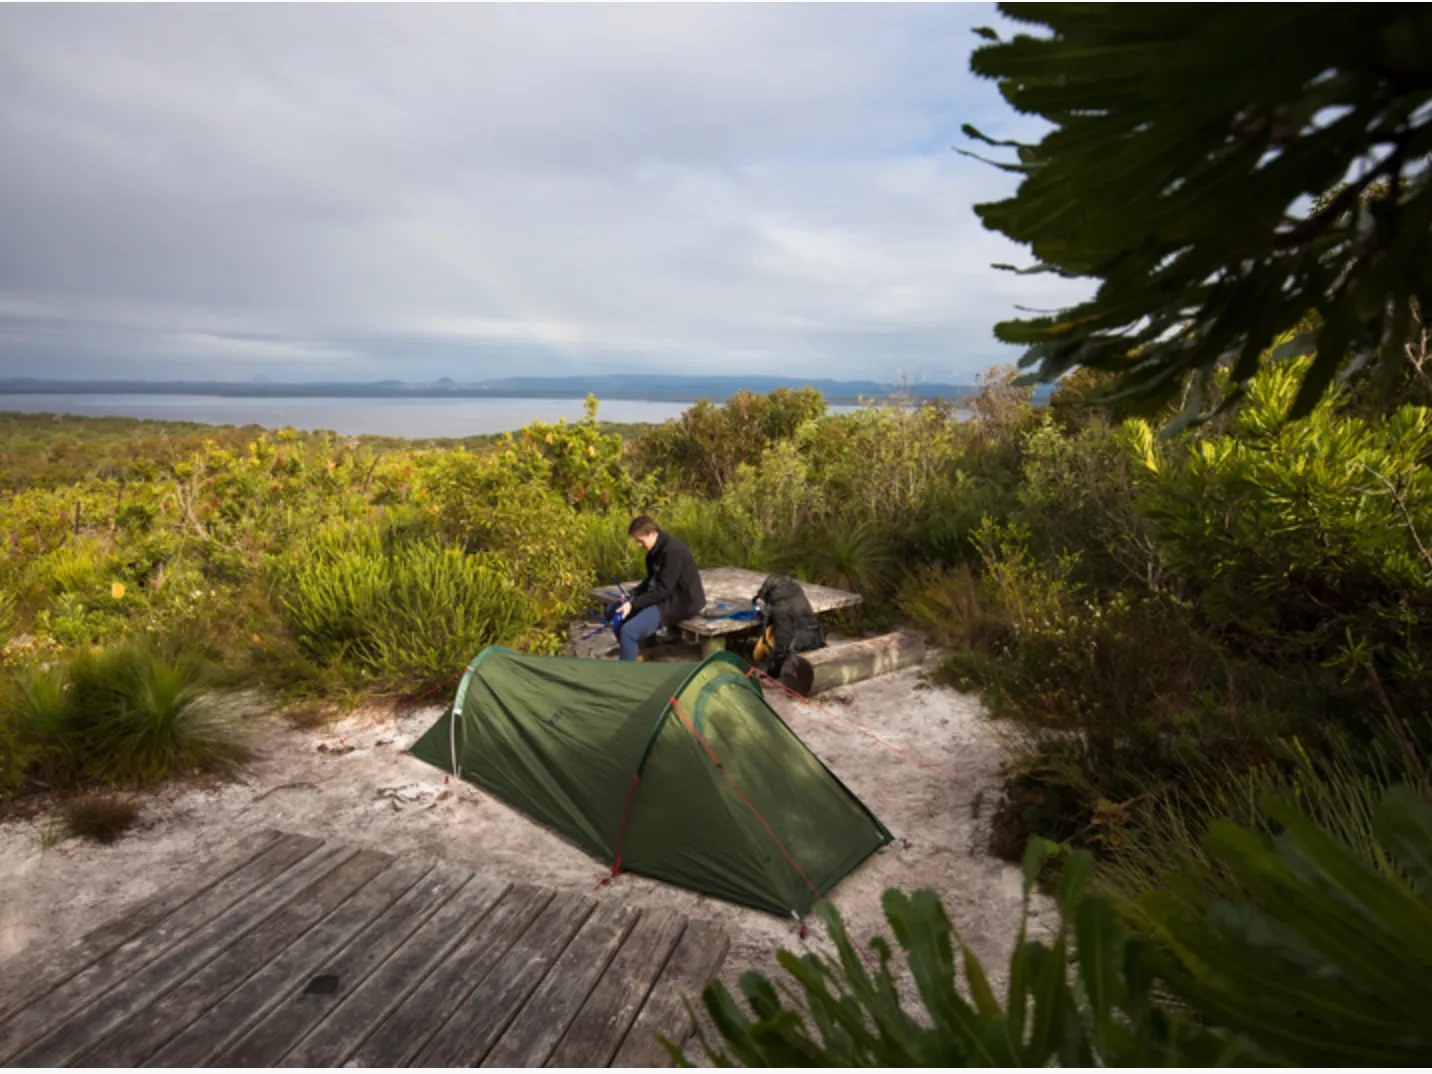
[0,630,1049,1059]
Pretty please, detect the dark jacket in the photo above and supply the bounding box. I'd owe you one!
[629,531,706,629]
[756,574,825,674]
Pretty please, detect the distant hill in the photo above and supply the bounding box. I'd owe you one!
[0,374,1054,406]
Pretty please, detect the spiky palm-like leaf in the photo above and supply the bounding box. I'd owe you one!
[674,785,1432,1066]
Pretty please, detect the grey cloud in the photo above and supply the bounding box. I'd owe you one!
[0,3,1084,384]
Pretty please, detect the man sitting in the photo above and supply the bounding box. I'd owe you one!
[614,515,706,661]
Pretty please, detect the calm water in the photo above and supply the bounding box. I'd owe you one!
[0,394,706,438]
[0,393,894,438]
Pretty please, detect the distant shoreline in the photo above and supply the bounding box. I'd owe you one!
[0,388,918,406]
[0,375,1034,408]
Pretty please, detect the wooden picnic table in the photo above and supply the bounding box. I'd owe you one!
[590,566,862,657]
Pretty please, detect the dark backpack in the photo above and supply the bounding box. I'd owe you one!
[754,574,825,675]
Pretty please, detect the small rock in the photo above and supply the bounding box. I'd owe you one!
[375,738,394,748]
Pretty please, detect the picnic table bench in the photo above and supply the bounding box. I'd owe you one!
[591,566,862,657]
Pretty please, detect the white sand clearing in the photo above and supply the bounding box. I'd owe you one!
[0,649,1051,1060]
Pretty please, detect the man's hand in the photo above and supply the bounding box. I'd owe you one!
[616,600,632,619]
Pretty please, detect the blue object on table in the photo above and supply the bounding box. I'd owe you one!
[703,600,760,623]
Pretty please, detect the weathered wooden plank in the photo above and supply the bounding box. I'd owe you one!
[83,848,394,1067]
[0,828,284,1028]
[798,630,926,695]
[412,890,595,1067]
[0,831,323,1066]
[481,901,638,1068]
[212,860,473,1067]
[80,829,286,952]
[345,884,553,1069]
[144,857,433,1068]
[547,908,689,1068]
[279,872,510,1067]
[610,921,730,1068]
[8,838,347,1067]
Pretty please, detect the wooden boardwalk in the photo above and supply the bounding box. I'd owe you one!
[0,830,728,1067]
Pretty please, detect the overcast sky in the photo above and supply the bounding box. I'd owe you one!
[0,3,1086,385]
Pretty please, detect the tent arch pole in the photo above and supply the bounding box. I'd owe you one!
[442,645,511,778]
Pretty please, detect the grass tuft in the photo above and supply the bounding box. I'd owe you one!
[4,640,250,791]
[63,795,140,844]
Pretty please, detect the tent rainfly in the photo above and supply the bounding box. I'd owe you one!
[409,647,891,917]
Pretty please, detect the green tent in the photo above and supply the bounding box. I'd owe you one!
[409,646,891,917]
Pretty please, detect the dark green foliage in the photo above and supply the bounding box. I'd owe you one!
[1144,786,1432,1065]
[1097,734,1418,910]
[1014,417,1162,592]
[497,396,653,512]
[7,660,86,789]
[908,472,1015,568]
[969,6,1432,421]
[71,643,249,784]
[578,510,649,584]
[797,518,897,599]
[658,494,761,570]
[629,388,826,497]
[0,589,14,643]
[680,785,1432,1066]
[1128,358,1432,748]
[3,640,249,792]
[279,526,547,689]
[678,840,1235,1065]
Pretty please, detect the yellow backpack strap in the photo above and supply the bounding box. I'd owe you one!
[753,625,774,664]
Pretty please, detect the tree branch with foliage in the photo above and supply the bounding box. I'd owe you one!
[966,5,1432,425]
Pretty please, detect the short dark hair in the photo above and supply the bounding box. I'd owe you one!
[628,515,659,538]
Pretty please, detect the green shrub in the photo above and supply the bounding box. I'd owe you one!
[577,511,648,585]
[417,450,589,618]
[659,495,760,570]
[280,526,547,688]
[1096,733,1419,910]
[722,441,827,572]
[796,517,898,598]
[500,396,653,512]
[630,388,827,498]
[946,517,1335,861]
[803,399,965,532]
[1130,358,1432,700]
[898,564,1007,652]
[680,786,1432,1067]
[0,706,28,798]
[3,641,248,790]
[39,535,117,595]
[69,642,249,784]
[6,660,79,788]
[908,470,1015,568]
[0,588,15,644]
[1015,417,1161,592]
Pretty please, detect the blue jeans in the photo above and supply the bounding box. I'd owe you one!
[617,605,662,661]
